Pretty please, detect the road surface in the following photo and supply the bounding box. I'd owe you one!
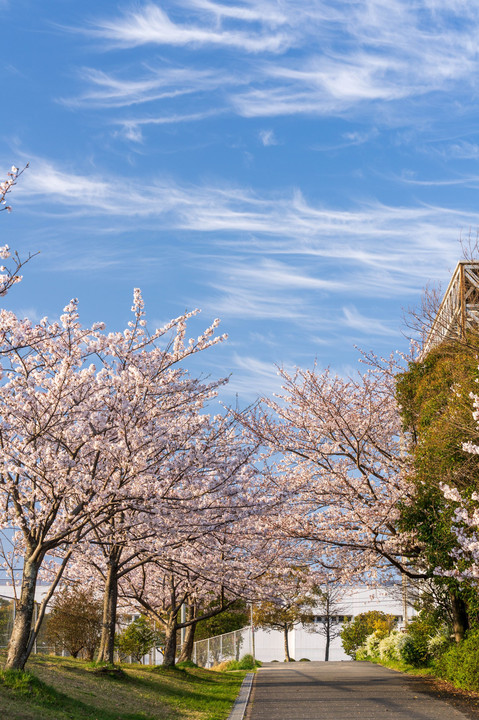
[246,661,475,720]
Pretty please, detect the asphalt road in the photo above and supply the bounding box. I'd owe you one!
[245,661,472,720]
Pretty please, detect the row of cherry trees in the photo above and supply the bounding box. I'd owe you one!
[0,286,318,670]
[3,163,478,670]
[0,291,312,668]
[0,165,324,671]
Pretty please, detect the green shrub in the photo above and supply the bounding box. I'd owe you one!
[435,630,479,691]
[341,612,396,659]
[399,617,432,667]
[237,654,256,669]
[115,616,162,663]
[299,658,311,661]
[399,635,426,667]
[224,659,240,670]
[224,654,260,670]
[427,629,451,660]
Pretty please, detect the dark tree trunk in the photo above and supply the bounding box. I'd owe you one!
[162,616,178,668]
[324,596,331,661]
[283,625,292,662]
[97,548,121,663]
[6,553,42,670]
[451,591,469,643]
[325,621,331,662]
[178,606,196,662]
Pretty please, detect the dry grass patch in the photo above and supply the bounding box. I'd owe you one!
[0,654,246,720]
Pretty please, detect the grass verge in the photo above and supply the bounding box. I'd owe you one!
[365,655,436,676]
[0,654,247,720]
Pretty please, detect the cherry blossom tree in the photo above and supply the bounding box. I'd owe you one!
[0,302,110,670]
[118,528,314,667]
[61,401,265,665]
[253,574,317,662]
[240,357,419,583]
[71,418,282,666]
[0,164,37,296]
[0,291,226,670]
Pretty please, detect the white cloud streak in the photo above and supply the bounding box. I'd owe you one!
[16,157,467,299]
[70,1,479,126]
[342,306,399,337]
[62,65,239,109]
[87,3,290,53]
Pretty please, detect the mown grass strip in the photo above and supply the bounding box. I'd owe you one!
[0,655,247,720]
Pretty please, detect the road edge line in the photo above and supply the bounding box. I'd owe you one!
[227,672,254,720]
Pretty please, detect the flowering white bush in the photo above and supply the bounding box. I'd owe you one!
[364,630,383,658]
[378,630,403,661]
[355,644,369,661]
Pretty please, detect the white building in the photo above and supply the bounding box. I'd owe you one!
[253,585,414,662]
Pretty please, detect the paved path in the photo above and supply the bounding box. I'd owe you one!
[246,661,471,720]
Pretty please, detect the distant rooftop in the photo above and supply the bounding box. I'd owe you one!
[422,261,479,357]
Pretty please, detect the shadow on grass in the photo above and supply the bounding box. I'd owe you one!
[120,665,245,714]
[0,669,156,720]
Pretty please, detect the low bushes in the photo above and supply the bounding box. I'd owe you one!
[355,616,442,668]
[435,629,479,692]
[354,618,479,694]
[213,653,261,671]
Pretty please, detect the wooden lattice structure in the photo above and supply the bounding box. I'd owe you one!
[422,261,479,356]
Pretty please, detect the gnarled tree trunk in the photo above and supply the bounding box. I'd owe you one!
[162,615,178,668]
[178,605,196,662]
[97,546,122,663]
[6,553,42,670]
[451,591,469,643]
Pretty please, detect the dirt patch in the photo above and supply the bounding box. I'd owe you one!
[408,674,479,719]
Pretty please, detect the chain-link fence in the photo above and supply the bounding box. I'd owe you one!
[0,593,163,664]
[193,626,253,668]
[0,594,57,655]
[1,592,252,667]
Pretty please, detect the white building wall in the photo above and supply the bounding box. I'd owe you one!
[253,585,414,663]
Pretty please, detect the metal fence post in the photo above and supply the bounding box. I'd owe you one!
[33,602,37,655]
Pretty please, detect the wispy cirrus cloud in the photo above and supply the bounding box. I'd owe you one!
[15,157,467,299]
[201,258,345,320]
[62,64,244,111]
[115,108,223,142]
[86,3,290,53]
[342,306,399,337]
[63,66,225,109]
[70,1,479,130]
[216,258,343,292]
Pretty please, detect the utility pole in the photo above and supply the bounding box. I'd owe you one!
[250,603,255,662]
[402,570,408,629]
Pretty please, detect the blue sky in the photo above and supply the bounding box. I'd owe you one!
[2,0,479,402]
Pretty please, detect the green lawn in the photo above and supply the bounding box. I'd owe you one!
[0,655,246,720]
